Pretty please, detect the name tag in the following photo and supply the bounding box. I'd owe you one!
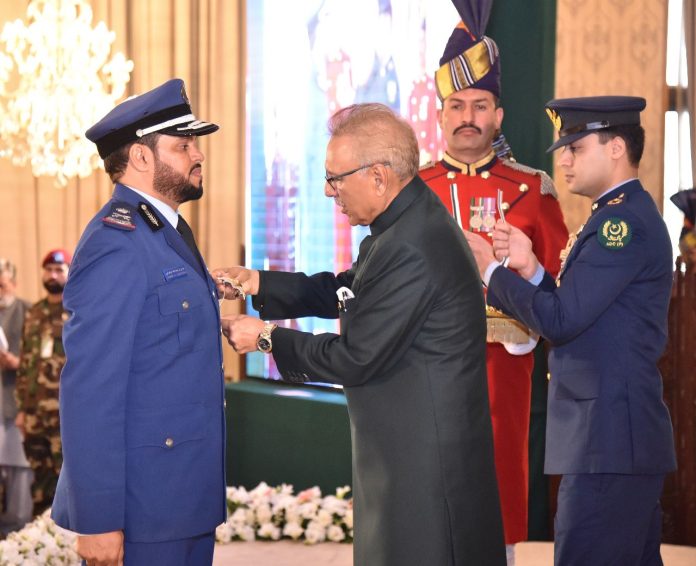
[163,266,188,282]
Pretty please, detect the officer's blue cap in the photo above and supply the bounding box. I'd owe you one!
[545,96,646,152]
[86,78,219,159]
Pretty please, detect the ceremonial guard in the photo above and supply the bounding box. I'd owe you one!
[422,0,568,559]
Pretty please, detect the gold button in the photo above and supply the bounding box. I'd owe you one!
[165,437,174,448]
[501,202,510,211]
[182,300,189,310]
[519,183,529,192]
[224,399,227,409]
[481,171,491,179]
[446,171,456,180]
[546,372,551,382]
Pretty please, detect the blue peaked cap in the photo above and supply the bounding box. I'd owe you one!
[86,78,219,158]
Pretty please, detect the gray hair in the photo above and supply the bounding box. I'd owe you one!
[328,103,419,181]
[0,258,17,282]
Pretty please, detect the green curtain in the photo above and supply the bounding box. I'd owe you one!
[488,0,557,173]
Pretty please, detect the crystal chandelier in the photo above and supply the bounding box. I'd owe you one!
[0,0,133,186]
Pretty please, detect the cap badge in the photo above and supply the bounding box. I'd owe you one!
[546,108,562,131]
[598,217,632,250]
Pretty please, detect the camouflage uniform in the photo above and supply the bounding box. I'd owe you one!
[15,298,67,515]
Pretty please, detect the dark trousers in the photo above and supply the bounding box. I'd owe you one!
[82,531,215,566]
[554,473,665,566]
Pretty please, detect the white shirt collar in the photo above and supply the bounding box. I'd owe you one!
[125,185,180,228]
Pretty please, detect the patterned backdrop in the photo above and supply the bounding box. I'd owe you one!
[555,0,667,232]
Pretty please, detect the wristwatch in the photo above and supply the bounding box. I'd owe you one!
[256,323,278,354]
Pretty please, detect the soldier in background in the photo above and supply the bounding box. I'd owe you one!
[15,249,70,515]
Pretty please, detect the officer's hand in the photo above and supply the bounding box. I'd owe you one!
[210,267,260,299]
[221,314,265,354]
[462,231,496,279]
[15,411,25,437]
[491,221,539,280]
[76,531,124,566]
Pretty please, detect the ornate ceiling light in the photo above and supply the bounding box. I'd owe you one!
[0,0,133,186]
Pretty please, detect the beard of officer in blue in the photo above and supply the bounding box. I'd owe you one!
[153,151,204,205]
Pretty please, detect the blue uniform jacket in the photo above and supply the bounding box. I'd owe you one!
[52,184,226,542]
[488,180,676,475]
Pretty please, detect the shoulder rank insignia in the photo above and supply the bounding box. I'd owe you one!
[607,193,625,205]
[598,217,632,250]
[102,202,136,231]
[137,201,165,231]
[501,159,558,199]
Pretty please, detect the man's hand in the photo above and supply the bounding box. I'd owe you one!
[0,350,19,370]
[462,231,497,280]
[76,531,124,566]
[491,221,540,280]
[210,267,260,300]
[221,314,266,354]
[15,411,25,437]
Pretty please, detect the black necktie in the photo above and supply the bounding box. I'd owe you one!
[176,215,200,258]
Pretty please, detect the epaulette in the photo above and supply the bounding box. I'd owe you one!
[102,202,136,231]
[501,159,558,199]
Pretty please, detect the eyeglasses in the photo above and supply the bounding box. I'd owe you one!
[325,162,390,191]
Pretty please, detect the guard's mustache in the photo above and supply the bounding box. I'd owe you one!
[454,123,482,135]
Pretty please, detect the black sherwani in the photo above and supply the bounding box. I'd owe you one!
[253,176,505,566]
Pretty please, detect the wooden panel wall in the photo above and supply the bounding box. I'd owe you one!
[555,0,668,232]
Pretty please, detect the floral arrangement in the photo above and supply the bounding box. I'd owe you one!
[216,483,353,545]
[0,510,79,565]
[0,484,352,564]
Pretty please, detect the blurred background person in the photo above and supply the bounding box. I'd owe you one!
[0,258,32,535]
[15,249,71,516]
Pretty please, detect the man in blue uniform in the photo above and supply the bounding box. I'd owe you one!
[51,79,226,566]
[463,96,677,565]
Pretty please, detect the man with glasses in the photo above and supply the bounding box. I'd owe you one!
[217,102,505,566]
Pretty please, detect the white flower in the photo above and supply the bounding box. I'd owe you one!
[257,522,281,540]
[304,520,326,545]
[336,485,351,499]
[238,525,256,541]
[284,505,301,524]
[316,509,333,527]
[255,503,273,524]
[321,495,348,516]
[343,508,354,529]
[215,522,234,543]
[299,501,319,519]
[327,524,346,542]
[282,521,304,540]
